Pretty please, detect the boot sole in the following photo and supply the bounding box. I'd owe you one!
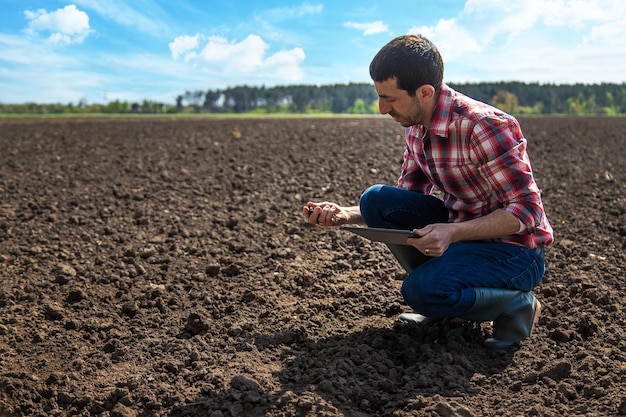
[530,298,541,337]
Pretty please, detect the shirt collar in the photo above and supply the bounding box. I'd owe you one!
[427,83,454,138]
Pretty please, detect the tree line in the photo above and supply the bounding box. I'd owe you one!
[2,81,626,116]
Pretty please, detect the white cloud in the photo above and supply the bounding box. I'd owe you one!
[408,0,626,84]
[539,0,615,26]
[409,18,482,61]
[169,35,199,60]
[0,60,105,104]
[169,34,306,82]
[0,33,79,70]
[261,48,306,81]
[263,3,324,20]
[344,21,389,36]
[200,35,267,72]
[72,0,167,36]
[24,4,91,45]
[588,18,626,43]
[462,0,625,40]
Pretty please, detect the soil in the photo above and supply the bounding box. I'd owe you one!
[0,116,625,417]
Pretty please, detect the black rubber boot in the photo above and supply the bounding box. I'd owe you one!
[462,288,541,350]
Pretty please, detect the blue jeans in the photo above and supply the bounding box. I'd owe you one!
[359,184,546,319]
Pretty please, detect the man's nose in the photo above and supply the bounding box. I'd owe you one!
[378,100,389,114]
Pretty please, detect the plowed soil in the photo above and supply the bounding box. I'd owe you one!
[1,116,625,417]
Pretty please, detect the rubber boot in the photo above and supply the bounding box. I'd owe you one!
[462,288,541,350]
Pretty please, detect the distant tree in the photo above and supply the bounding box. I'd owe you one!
[331,95,349,113]
[104,100,129,113]
[369,99,379,114]
[566,93,584,115]
[182,90,204,111]
[4,81,626,115]
[203,90,222,112]
[492,91,519,114]
[347,98,369,114]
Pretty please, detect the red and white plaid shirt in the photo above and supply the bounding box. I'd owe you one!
[398,84,553,249]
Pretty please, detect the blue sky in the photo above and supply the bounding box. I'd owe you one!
[1,0,625,105]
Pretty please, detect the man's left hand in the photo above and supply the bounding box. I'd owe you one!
[408,223,456,256]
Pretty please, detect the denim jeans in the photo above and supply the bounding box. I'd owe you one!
[359,184,546,319]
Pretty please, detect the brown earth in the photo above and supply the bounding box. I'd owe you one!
[0,116,625,417]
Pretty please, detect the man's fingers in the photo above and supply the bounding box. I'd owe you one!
[304,204,338,226]
[306,206,326,225]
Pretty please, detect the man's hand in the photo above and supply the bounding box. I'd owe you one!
[407,209,522,256]
[303,202,363,226]
[408,223,456,257]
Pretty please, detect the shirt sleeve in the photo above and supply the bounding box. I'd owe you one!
[470,117,546,233]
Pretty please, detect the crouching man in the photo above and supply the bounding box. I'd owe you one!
[304,34,553,350]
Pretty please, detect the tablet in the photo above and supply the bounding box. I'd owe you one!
[340,226,419,246]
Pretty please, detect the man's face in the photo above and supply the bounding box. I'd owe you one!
[374,78,426,127]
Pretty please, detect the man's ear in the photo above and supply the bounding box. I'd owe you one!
[417,85,436,101]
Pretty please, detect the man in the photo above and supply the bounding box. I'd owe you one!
[303,34,553,350]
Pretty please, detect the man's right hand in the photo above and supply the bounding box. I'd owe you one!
[303,202,363,227]
[303,202,340,226]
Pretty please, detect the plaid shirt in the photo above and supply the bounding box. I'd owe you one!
[398,84,553,248]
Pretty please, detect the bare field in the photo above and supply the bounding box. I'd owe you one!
[1,116,625,416]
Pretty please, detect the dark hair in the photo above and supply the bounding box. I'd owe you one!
[369,34,444,96]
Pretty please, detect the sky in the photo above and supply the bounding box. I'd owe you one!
[1,0,625,105]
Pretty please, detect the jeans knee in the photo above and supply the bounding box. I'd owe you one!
[359,184,386,225]
[400,276,429,314]
[401,272,468,318]
[359,184,385,208]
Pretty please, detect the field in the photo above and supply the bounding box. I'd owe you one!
[0,116,625,417]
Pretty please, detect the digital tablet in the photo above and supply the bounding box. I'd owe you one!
[340,226,419,246]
